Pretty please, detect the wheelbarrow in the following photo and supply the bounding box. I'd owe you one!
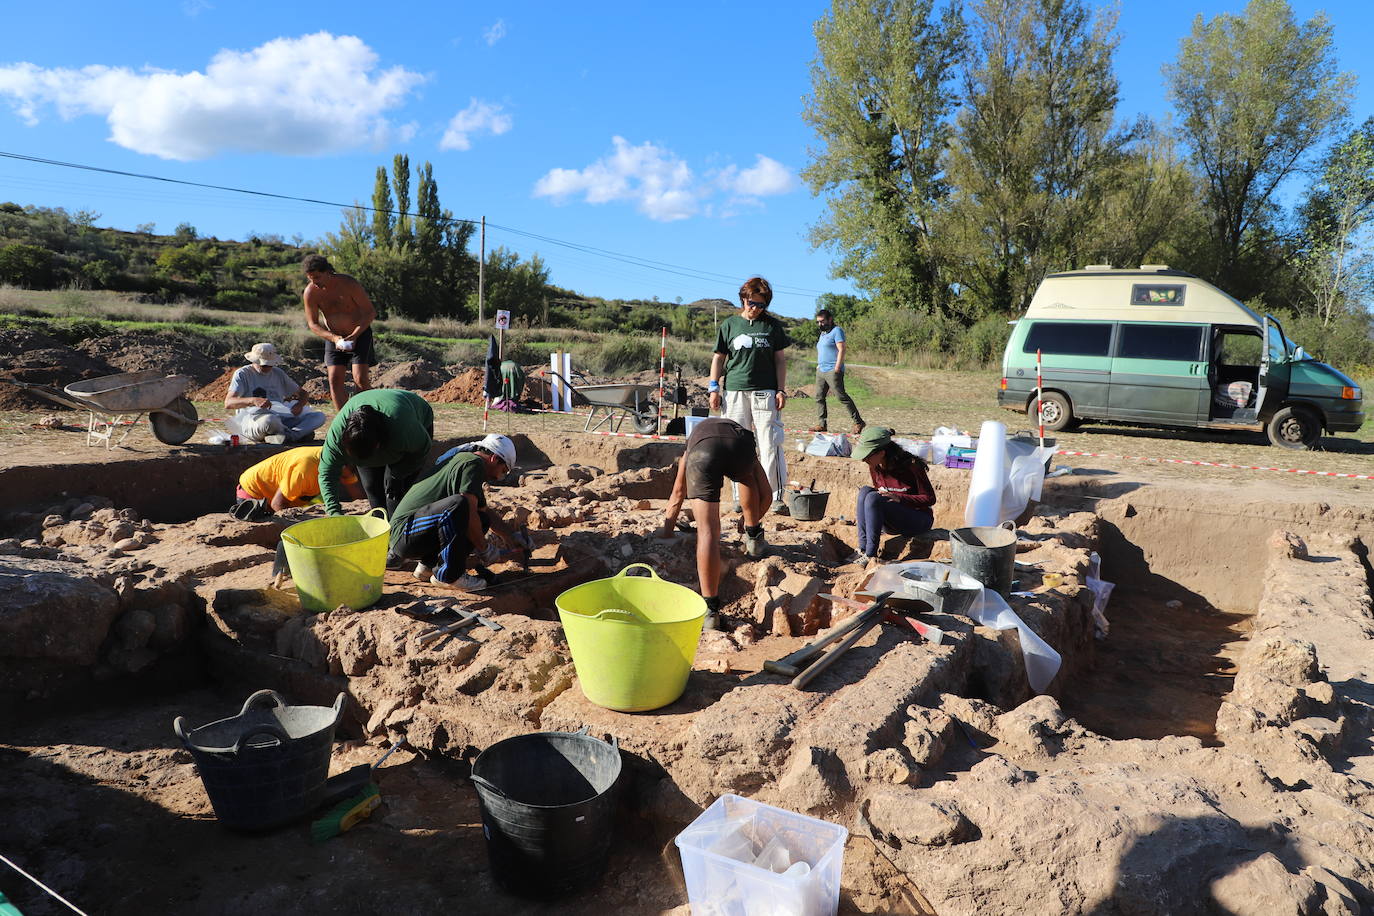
[2,369,199,448]
[540,368,659,434]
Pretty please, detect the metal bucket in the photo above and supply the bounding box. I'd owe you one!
[174,689,344,831]
[949,521,1018,597]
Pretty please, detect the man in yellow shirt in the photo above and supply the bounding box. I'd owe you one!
[232,446,361,520]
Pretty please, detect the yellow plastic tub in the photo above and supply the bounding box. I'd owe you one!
[555,564,707,712]
[280,507,390,612]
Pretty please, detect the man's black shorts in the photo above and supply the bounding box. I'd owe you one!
[324,326,377,367]
[684,419,757,502]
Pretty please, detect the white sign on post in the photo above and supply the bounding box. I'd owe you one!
[494,310,511,330]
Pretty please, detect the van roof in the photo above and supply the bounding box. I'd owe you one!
[1026,267,1262,326]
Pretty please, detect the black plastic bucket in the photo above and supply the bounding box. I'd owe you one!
[950,522,1018,597]
[173,689,344,831]
[786,489,830,521]
[471,728,621,898]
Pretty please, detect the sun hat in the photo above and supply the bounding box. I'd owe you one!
[244,342,283,366]
[852,426,894,461]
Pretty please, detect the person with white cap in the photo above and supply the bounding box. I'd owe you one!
[224,343,327,444]
[387,434,525,589]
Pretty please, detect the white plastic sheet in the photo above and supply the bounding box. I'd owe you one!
[867,561,1062,693]
[964,421,1007,526]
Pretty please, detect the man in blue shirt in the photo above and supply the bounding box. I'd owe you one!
[812,309,865,435]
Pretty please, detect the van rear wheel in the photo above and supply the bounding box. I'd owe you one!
[1266,406,1321,450]
[1029,392,1076,432]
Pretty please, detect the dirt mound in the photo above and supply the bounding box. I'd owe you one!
[420,367,487,405]
[0,329,118,410]
[374,359,451,391]
[192,367,240,403]
[77,333,222,386]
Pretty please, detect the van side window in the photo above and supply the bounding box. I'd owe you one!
[1118,324,1204,361]
[1022,322,1112,357]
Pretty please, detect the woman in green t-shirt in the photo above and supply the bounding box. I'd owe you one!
[707,276,790,514]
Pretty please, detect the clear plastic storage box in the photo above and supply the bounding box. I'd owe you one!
[675,794,847,916]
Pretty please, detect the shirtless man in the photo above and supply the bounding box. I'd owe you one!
[301,253,378,410]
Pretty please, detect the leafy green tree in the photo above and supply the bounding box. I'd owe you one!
[473,247,550,324]
[392,154,412,247]
[1088,125,1204,271]
[155,243,210,280]
[1296,118,1374,326]
[802,0,965,316]
[0,243,55,286]
[371,167,394,249]
[940,0,1132,315]
[813,292,872,328]
[1164,0,1354,297]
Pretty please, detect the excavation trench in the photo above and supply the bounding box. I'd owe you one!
[4,434,1373,915]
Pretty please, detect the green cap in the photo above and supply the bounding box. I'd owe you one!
[852,426,893,461]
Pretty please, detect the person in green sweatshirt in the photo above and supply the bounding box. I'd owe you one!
[317,388,434,517]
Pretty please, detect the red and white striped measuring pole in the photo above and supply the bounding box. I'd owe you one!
[1036,348,1044,445]
[657,327,667,436]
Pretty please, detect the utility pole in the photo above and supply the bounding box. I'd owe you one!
[478,215,486,325]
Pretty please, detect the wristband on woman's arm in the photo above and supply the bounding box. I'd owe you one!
[708,380,719,392]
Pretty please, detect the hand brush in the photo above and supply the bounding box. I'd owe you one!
[310,782,381,844]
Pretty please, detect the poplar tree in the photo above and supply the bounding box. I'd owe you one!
[1165,0,1353,297]
[371,167,393,249]
[939,0,1131,315]
[392,153,412,247]
[802,0,965,316]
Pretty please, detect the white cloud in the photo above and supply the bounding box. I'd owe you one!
[182,0,213,16]
[484,20,507,46]
[439,98,512,152]
[716,155,795,196]
[0,33,424,160]
[533,138,796,222]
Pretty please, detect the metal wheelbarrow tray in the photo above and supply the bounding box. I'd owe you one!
[542,370,660,434]
[3,369,199,447]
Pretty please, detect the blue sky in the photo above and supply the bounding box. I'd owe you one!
[1,1,1371,318]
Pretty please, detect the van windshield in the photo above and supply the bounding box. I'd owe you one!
[1265,315,1293,364]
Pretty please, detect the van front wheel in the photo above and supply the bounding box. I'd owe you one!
[1029,392,1076,432]
[1266,407,1322,450]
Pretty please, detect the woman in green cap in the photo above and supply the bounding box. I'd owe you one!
[851,426,935,565]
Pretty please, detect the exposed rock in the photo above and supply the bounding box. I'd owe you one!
[1209,852,1323,916]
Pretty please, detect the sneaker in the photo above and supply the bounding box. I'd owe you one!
[851,421,866,435]
[770,500,789,516]
[413,562,435,583]
[265,433,287,445]
[385,553,407,571]
[454,574,489,590]
[744,530,767,558]
[809,425,828,433]
[843,551,867,565]
[702,612,719,632]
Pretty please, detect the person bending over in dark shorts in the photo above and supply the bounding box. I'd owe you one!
[657,417,771,629]
[302,253,378,410]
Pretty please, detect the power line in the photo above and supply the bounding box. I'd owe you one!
[0,150,830,300]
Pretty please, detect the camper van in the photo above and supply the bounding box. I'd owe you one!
[997,266,1363,449]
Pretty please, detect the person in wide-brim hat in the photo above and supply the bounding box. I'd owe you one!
[851,426,936,568]
[224,342,326,445]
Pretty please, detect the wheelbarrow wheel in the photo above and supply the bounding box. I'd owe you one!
[632,410,658,435]
[151,397,198,445]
